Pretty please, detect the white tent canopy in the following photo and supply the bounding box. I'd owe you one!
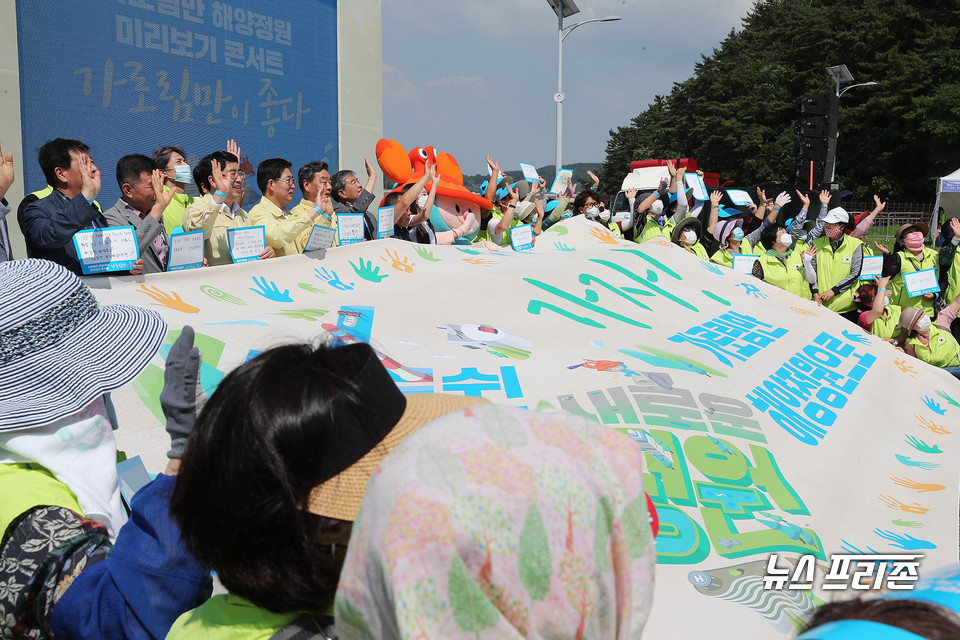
[933,167,960,234]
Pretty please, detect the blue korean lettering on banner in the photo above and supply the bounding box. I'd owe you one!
[16,0,338,206]
[745,332,877,446]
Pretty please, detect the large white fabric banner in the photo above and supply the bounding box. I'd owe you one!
[89,216,960,638]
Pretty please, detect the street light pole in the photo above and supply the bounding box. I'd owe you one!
[556,2,564,176]
[547,0,619,176]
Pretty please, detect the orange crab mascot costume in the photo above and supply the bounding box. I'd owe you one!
[376,139,494,246]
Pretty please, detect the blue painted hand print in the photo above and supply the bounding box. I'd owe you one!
[922,396,947,415]
[895,454,939,470]
[841,329,870,345]
[736,282,767,299]
[314,267,355,291]
[873,529,936,550]
[249,276,292,303]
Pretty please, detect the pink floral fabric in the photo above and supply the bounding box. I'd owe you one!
[335,404,655,640]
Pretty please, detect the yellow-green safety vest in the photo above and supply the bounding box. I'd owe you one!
[758,246,812,300]
[812,235,864,313]
[892,248,939,318]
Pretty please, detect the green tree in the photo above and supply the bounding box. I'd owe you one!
[599,0,960,201]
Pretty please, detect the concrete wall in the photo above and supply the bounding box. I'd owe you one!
[0,0,26,259]
[338,0,383,196]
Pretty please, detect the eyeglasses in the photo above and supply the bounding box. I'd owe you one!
[345,177,362,186]
[224,169,247,179]
[274,177,296,185]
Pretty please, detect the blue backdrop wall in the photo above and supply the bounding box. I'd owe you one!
[16,0,338,205]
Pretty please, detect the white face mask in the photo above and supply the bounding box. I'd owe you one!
[417,194,428,209]
[780,233,793,248]
[585,205,600,219]
[916,315,932,332]
[682,230,697,244]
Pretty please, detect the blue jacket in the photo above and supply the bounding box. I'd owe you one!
[20,189,107,275]
[51,474,212,640]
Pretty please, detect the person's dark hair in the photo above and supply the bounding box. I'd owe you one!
[256,158,292,194]
[803,597,960,640]
[298,161,330,194]
[760,224,781,251]
[115,154,154,190]
[331,170,355,203]
[855,281,879,311]
[172,342,375,613]
[574,189,599,212]
[385,186,433,243]
[151,145,186,171]
[193,150,238,194]
[38,138,89,187]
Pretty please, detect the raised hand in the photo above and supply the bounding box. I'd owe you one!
[819,189,831,206]
[756,187,767,205]
[874,194,886,211]
[950,217,960,238]
[226,139,241,159]
[0,140,14,201]
[159,326,206,460]
[803,244,817,258]
[795,190,809,207]
[151,169,175,216]
[625,188,638,199]
[709,190,723,207]
[364,157,376,179]
[774,191,791,208]
[872,240,890,255]
[249,276,293,302]
[666,160,676,177]
[656,178,668,196]
[587,170,599,188]
[210,160,232,197]
[79,153,101,200]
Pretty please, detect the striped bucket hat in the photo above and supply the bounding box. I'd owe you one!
[0,259,166,430]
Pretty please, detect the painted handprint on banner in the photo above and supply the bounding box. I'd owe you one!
[138,284,199,313]
[315,267,355,291]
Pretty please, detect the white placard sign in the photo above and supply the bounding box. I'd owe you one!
[727,189,754,207]
[684,173,709,201]
[226,225,266,263]
[166,230,204,271]
[859,255,883,280]
[510,223,534,252]
[519,162,539,183]
[378,206,395,239]
[550,168,573,195]
[903,267,940,297]
[337,213,365,246]
[72,226,139,274]
[303,225,336,252]
[732,254,758,275]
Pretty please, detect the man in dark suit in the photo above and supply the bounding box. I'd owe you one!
[21,138,143,276]
[102,154,174,274]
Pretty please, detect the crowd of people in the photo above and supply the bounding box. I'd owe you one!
[1,139,958,376]
[2,140,960,638]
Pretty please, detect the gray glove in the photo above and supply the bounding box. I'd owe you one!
[159,325,206,459]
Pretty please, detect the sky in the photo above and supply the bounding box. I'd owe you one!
[382,0,757,176]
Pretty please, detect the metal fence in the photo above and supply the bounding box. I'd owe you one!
[844,202,936,244]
